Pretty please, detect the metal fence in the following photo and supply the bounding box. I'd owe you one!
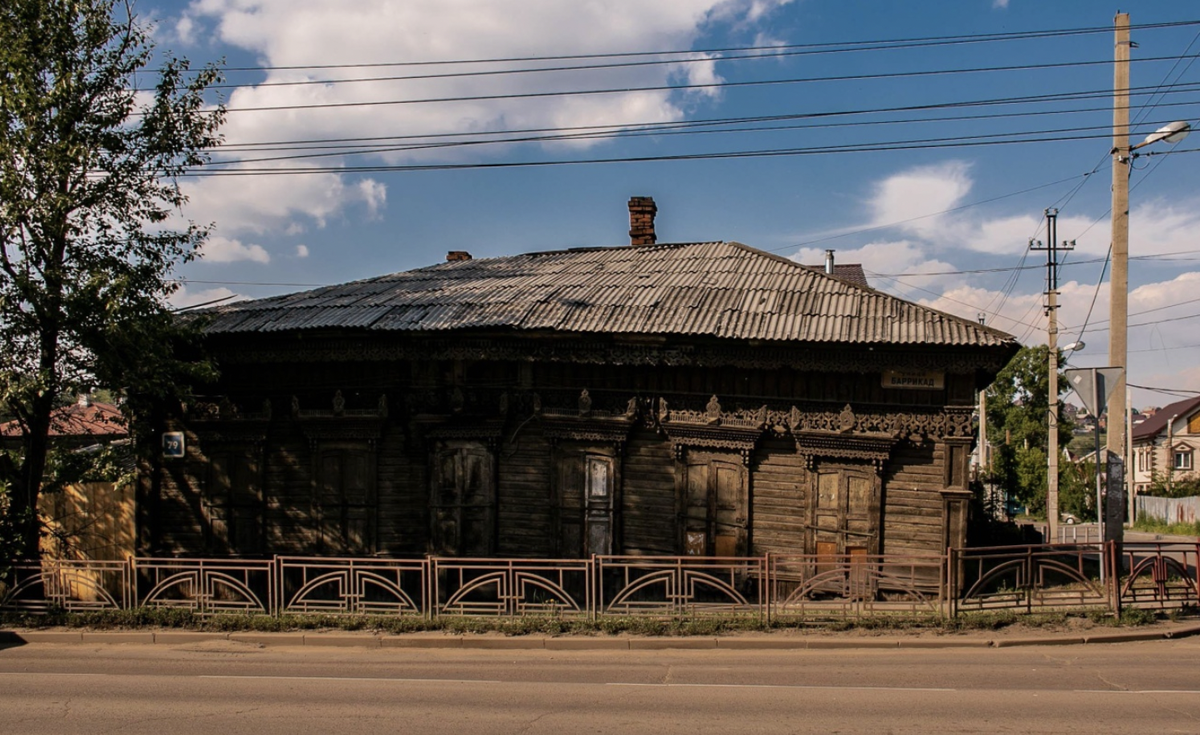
[2,544,1197,621]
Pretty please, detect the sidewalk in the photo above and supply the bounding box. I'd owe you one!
[4,621,1199,651]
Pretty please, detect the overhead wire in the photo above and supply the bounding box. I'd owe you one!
[195,19,1200,75]
[214,55,1200,115]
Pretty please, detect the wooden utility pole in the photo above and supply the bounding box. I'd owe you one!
[1032,210,1072,541]
[1107,13,1131,476]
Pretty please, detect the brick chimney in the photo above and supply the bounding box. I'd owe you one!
[446,251,472,262]
[628,196,657,246]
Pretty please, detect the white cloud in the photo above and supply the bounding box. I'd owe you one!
[201,235,271,263]
[183,0,790,156]
[993,0,1010,9]
[869,161,974,233]
[295,244,310,258]
[167,1,790,261]
[181,170,385,236]
[168,285,240,309]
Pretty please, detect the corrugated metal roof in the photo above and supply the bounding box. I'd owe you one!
[200,241,1015,348]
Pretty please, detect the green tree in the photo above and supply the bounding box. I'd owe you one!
[985,345,1078,518]
[0,0,223,560]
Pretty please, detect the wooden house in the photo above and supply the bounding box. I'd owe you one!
[144,198,1019,561]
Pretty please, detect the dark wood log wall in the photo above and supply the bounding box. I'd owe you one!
[148,354,981,559]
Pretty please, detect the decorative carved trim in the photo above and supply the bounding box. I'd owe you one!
[185,398,271,423]
[792,431,895,470]
[299,421,384,446]
[194,428,267,445]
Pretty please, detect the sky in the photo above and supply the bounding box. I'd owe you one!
[137,0,1200,410]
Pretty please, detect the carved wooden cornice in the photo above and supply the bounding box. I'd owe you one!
[792,431,896,470]
[209,334,1013,373]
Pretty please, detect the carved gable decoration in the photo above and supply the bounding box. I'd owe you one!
[542,394,639,446]
[658,395,768,465]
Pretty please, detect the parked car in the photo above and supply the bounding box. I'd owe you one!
[1061,513,1079,525]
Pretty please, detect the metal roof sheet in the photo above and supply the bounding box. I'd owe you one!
[199,241,1015,348]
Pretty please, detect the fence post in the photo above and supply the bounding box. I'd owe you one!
[763,553,771,626]
[946,547,956,619]
[1108,541,1122,618]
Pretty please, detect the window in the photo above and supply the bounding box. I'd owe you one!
[201,451,263,555]
[1174,449,1193,471]
[430,441,495,556]
[683,454,747,557]
[316,444,375,555]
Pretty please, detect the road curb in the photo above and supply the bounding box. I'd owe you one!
[3,624,1198,650]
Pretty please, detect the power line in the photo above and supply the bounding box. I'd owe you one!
[196,19,1200,74]
[189,25,1200,93]
[213,95,1200,152]
[174,129,1156,177]
[216,55,1200,115]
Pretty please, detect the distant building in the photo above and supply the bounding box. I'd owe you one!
[0,396,134,563]
[143,197,1019,563]
[1131,396,1200,495]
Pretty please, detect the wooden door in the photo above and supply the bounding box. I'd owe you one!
[431,442,495,556]
[683,454,747,556]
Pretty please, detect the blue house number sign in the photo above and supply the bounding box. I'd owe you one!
[162,432,185,458]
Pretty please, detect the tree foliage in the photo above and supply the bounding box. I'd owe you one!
[984,345,1088,519]
[0,0,224,559]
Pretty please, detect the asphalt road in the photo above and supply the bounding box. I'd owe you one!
[2,639,1199,734]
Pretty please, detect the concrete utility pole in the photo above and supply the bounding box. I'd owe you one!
[1107,12,1131,479]
[1032,209,1073,542]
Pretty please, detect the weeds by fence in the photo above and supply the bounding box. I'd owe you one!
[2,543,1196,622]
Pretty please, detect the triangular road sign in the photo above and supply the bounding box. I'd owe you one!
[1064,367,1124,417]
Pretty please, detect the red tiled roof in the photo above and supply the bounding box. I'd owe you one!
[0,401,126,438]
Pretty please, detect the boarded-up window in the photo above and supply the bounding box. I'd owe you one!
[683,454,747,557]
[316,445,375,555]
[431,441,495,556]
[811,465,878,557]
[202,451,262,555]
[555,448,615,557]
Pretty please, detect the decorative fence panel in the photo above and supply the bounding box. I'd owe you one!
[596,556,766,618]
[0,559,129,613]
[1116,542,1200,611]
[431,558,592,617]
[3,544,1197,620]
[134,558,275,615]
[278,557,428,616]
[767,553,947,620]
[952,544,1109,615]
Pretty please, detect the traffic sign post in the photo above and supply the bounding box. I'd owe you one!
[1064,367,1123,583]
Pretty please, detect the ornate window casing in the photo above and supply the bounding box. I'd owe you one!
[184,401,270,556]
[294,391,387,556]
[1174,447,1193,471]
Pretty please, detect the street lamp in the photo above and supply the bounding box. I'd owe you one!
[1106,119,1189,487]
[1107,16,1191,534]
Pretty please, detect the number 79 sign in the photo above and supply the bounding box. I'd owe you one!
[162,432,185,458]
